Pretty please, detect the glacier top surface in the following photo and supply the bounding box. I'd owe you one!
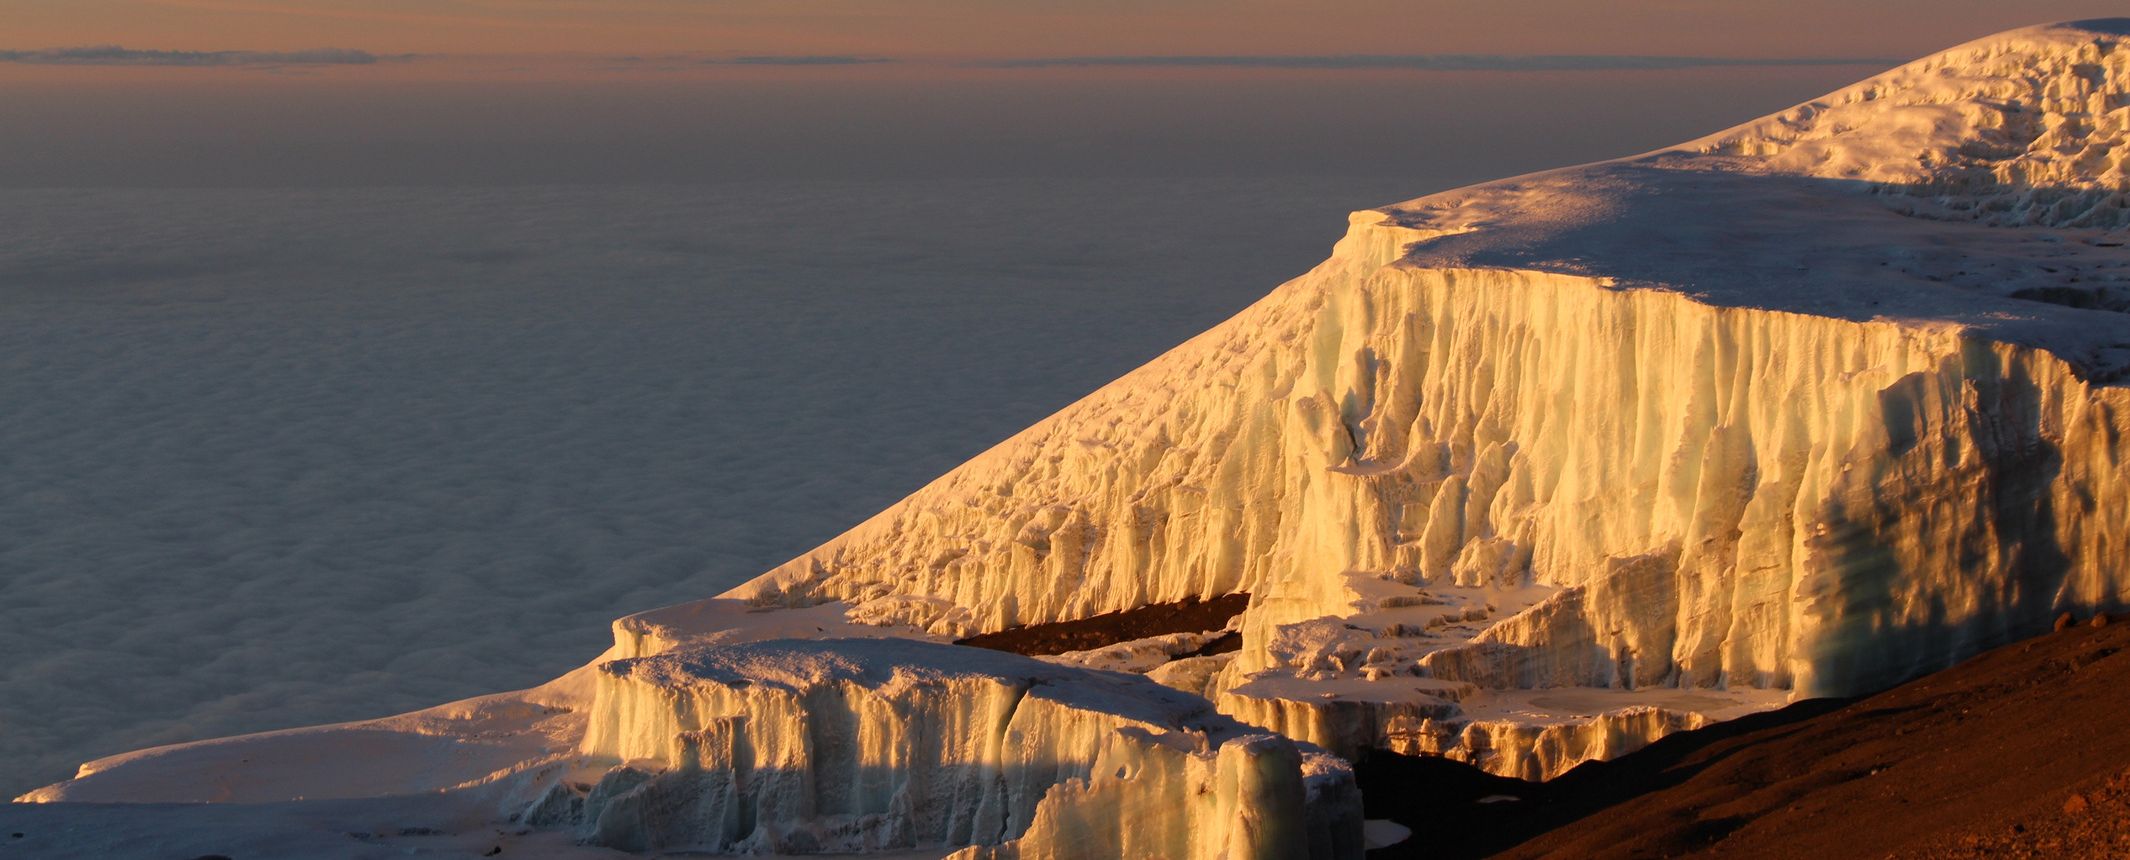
[604,637,1236,731]
[1377,18,2130,379]
[2062,19,2130,36]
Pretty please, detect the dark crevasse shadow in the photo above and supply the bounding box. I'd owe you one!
[2006,284,2130,314]
[1354,697,1852,859]
[2064,18,2130,36]
[953,593,1250,656]
[1802,341,2082,697]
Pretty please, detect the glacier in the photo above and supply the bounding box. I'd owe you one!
[16,18,2130,857]
[703,19,2130,777]
[573,638,1360,858]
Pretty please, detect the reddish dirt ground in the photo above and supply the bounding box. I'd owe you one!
[1362,612,2130,858]
[953,593,1249,656]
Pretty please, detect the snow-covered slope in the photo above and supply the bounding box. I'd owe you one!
[19,18,2130,856]
[1693,18,2130,229]
[629,19,2130,778]
[18,630,1365,859]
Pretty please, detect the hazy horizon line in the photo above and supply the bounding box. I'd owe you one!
[0,45,1901,72]
[979,53,1902,71]
[0,46,409,67]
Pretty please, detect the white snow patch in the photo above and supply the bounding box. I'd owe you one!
[1362,818,1412,849]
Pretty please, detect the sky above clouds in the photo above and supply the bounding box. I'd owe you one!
[4,0,2127,72]
[3,1,2123,188]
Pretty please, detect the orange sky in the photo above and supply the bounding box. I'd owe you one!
[5,0,2127,70]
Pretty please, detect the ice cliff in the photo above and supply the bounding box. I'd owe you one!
[570,639,1359,857]
[707,18,2130,775]
[20,18,2130,857]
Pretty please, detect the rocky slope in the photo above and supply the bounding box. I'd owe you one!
[1357,611,2130,858]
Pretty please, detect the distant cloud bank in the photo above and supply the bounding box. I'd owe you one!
[981,54,1899,71]
[0,46,394,66]
[0,47,1892,74]
[723,55,894,66]
[594,53,897,70]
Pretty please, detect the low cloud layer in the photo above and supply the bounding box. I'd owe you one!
[0,47,1893,74]
[594,53,897,71]
[723,55,893,66]
[983,53,1899,71]
[0,46,392,66]
[0,178,1368,796]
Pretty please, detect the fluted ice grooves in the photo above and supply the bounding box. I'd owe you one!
[731,212,2130,691]
[25,19,2130,856]
[703,20,2130,780]
[564,639,1361,858]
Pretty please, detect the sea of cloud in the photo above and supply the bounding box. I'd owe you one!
[0,177,1397,794]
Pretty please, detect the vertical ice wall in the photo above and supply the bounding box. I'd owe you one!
[577,20,2130,785]
[20,21,2130,856]
[566,639,1362,857]
[727,202,2130,702]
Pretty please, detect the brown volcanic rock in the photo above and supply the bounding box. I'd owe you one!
[953,593,1248,656]
[1363,613,2130,858]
